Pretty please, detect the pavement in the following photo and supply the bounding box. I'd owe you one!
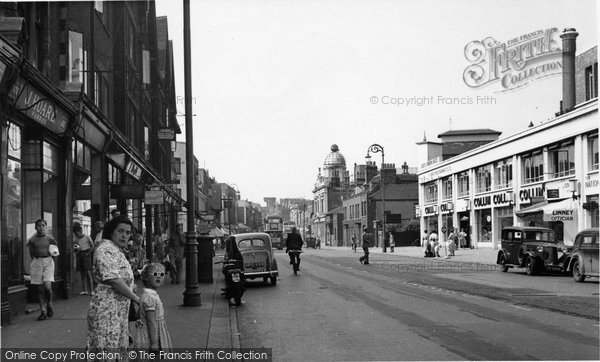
[0,246,499,349]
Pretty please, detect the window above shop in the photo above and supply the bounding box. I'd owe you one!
[522,151,544,184]
[442,176,452,200]
[457,171,469,198]
[494,158,512,189]
[589,134,598,171]
[424,182,438,204]
[548,141,575,179]
[475,165,492,193]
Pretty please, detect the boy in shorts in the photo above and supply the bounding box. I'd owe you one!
[27,219,58,321]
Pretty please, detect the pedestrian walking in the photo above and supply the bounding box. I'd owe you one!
[359,228,371,264]
[389,232,395,253]
[448,229,457,256]
[73,223,94,295]
[87,215,141,355]
[132,263,173,352]
[153,228,165,263]
[27,219,58,321]
[351,234,357,253]
[429,232,441,257]
[167,224,185,284]
[458,228,467,249]
[128,231,146,279]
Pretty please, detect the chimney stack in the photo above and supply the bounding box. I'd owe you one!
[560,28,579,112]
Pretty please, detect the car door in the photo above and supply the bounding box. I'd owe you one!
[506,230,522,264]
[579,233,594,274]
[589,234,598,274]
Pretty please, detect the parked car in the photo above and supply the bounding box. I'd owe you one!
[233,232,278,286]
[496,226,571,275]
[305,236,317,249]
[567,228,599,282]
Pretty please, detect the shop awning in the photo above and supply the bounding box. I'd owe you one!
[515,198,577,221]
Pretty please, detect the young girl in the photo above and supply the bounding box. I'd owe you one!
[134,263,173,352]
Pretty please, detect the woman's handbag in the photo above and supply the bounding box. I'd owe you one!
[132,319,150,348]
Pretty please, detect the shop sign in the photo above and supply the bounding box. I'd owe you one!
[440,202,454,214]
[144,190,164,205]
[157,128,175,141]
[125,160,142,180]
[584,173,599,195]
[518,184,545,204]
[423,205,438,216]
[9,76,70,134]
[545,180,572,200]
[473,191,513,209]
[455,199,470,212]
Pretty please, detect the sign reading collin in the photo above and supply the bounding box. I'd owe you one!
[463,28,562,92]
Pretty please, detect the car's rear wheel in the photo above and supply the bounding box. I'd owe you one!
[270,276,277,286]
[572,260,586,282]
[499,254,509,272]
[525,257,536,276]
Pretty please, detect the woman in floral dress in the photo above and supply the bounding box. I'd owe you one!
[87,215,141,355]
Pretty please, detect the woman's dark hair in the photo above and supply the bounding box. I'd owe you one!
[225,236,243,261]
[102,215,134,240]
[73,223,82,233]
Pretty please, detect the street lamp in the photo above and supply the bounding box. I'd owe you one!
[366,143,386,253]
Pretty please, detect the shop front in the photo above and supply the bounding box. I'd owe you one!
[422,204,438,242]
[583,173,599,228]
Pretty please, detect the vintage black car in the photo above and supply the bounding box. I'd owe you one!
[305,236,317,248]
[233,232,279,286]
[496,226,571,275]
[567,228,599,282]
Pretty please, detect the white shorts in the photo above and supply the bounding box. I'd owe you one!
[30,257,55,284]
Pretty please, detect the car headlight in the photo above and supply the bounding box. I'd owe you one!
[537,246,544,253]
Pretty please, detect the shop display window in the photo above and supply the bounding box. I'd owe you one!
[522,151,544,184]
[548,141,575,179]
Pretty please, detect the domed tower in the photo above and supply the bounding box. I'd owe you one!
[323,144,347,184]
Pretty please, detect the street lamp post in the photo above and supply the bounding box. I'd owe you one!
[366,144,386,253]
[183,0,201,306]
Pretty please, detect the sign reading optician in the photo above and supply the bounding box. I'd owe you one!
[473,191,513,209]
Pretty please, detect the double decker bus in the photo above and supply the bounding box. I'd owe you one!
[264,215,284,250]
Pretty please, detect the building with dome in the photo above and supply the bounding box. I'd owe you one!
[311,145,351,245]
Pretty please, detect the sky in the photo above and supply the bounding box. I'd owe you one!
[155,0,598,206]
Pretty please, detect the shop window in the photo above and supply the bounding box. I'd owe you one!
[522,152,544,184]
[587,196,599,228]
[8,122,22,159]
[589,134,598,171]
[108,163,122,185]
[144,126,150,160]
[548,142,575,179]
[442,177,452,200]
[72,139,91,171]
[494,158,513,189]
[424,182,438,204]
[457,171,469,197]
[475,165,492,193]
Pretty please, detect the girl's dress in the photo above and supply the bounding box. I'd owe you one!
[135,288,173,351]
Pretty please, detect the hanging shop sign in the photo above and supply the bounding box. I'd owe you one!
[125,159,143,180]
[518,184,545,204]
[440,202,454,214]
[455,199,470,212]
[111,184,145,199]
[473,191,513,209]
[584,173,599,195]
[423,205,438,216]
[157,128,176,141]
[144,190,164,205]
[8,75,71,134]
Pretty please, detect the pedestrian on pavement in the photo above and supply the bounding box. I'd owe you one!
[128,231,146,280]
[110,208,121,219]
[448,229,457,256]
[132,262,173,352]
[389,232,395,253]
[153,228,166,263]
[429,232,441,257]
[458,228,467,249]
[87,215,141,355]
[92,220,104,247]
[359,228,371,264]
[27,219,58,321]
[285,227,304,270]
[167,224,185,284]
[423,231,434,258]
[73,223,94,295]
[351,234,357,253]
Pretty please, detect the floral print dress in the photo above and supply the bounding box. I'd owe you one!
[87,240,135,353]
[138,288,173,351]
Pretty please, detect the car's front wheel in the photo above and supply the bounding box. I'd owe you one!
[499,254,509,272]
[525,256,537,276]
[572,260,586,282]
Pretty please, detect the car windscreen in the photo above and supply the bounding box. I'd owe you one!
[524,231,555,242]
[238,238,266,250]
